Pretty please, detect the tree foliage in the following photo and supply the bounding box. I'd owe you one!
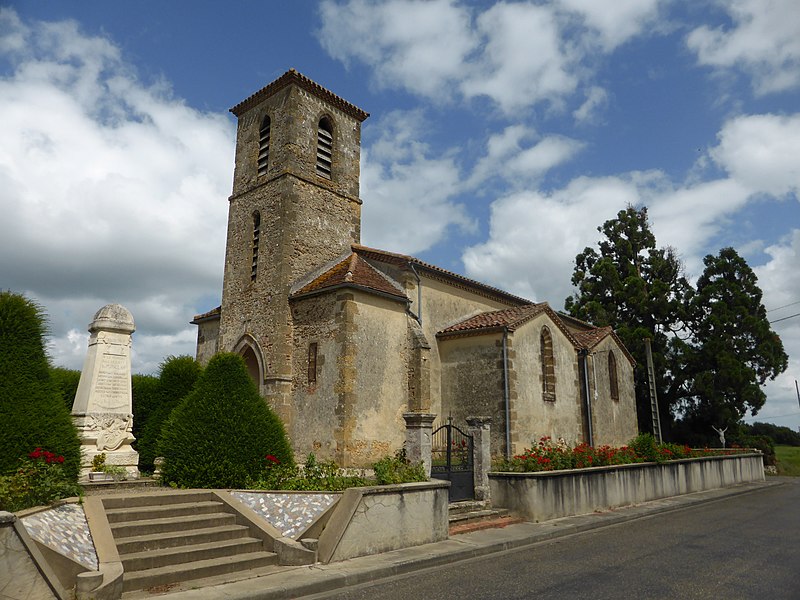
[680,248,788,432]
[565,206,691,433]
[50,367,82,412]
[566,209,787,442]
[0,292,81,479]
[158,353,294,488]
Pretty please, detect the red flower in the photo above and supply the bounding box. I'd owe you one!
[264,454,280,464]
[29,448,42,459]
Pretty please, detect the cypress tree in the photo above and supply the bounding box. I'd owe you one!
[0,292,81,478]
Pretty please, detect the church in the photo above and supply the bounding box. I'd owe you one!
[192,70,638,467]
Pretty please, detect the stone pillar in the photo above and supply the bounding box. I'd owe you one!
[467,416,492,502]
[403,412,437,477]
[71,304,139,480]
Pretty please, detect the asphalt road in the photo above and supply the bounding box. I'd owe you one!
[310,478,800,600]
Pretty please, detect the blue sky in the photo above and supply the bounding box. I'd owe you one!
[2,1,799,431]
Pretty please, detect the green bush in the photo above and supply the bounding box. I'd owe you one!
[137,356,203,472]
[158,353,294,488]
[0,292,81,480]
[131,373,159,447]
[0,449,82,512]
[373,448,427,485]
[628,433,660,462]
[50,367,81,412]
[730,433,776,466]
[253,453,366,491]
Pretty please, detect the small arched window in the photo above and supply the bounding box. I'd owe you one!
[608,351,619,401]
[540,327,556,402]
[316,117,333,178]
[257,115,271,177]
[251,211,260,282]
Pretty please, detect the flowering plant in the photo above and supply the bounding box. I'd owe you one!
[0,448,81,512]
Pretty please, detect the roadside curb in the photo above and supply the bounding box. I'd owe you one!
[160,479,786,599]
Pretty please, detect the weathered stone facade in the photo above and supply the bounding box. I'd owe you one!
[193,70,638,467]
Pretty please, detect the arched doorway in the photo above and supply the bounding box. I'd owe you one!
[233,335,265,392]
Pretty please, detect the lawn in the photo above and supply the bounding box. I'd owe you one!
[775,446,800,477]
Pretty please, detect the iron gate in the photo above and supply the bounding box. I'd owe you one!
[430,418,474,502]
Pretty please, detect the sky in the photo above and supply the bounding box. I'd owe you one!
[1,0,798,432]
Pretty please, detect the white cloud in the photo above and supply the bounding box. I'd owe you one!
[0,9,234,373]
[462,176,642,304]
[573,85,609,124]
[319,0,665,115]
[360,110,473,254]
[687,0,800,95]
[468,125,584,188]
[710,113,800,197]
[318,0,476,100]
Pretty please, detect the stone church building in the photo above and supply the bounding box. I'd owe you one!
[192,70,638,467]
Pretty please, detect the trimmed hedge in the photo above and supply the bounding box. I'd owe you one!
[158,353,293,488]
[0,292,81,479]
[136,356,202,472]
[50,367,81,411]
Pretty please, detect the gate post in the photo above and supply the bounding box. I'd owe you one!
[467,416,492,502]
[403,412,437,477]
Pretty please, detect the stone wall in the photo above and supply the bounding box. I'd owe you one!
[490,453,765,522]
[587,336,638,447]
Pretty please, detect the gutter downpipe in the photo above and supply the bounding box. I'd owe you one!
[502,327,511,459]
[409,263,422,326]
[580,349,594,447]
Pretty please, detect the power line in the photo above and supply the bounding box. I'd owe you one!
[769,312,800,324]
[742,412,800,422]
[767,299,800,312]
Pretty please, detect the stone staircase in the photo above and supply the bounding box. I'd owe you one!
[103,490,279,595]
[448,500,522,535]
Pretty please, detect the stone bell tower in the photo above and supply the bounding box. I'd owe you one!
[218,70,369,423]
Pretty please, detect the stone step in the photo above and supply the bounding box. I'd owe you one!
[105,500,224,523]
[120,537,265,571]
[121,551,279,593]
[448,507,511,524]
[111,512,236,539]
[114,524,253,555]
[103,490,217,509]
[447,500,489,515]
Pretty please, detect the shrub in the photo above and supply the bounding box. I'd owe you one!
[137,356,202,472]
[0,448,82,512]
[253,453,366,491]
[131,373,159,447]
[158,353,294,488]
[0,292,81,479]
[628,433,660,462]
[373,448,427,485]
[50,367,81,412]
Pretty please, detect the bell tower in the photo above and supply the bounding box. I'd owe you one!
[218,70,369,422]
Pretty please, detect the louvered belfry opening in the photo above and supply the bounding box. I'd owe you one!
[540,327,556,402]
[316,117,333,178]
[257,116,270,177]
[608,351,619,401]
[251,211,260,282]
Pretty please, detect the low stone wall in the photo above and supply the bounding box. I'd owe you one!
[318,480,449,564]
[490,453,764,523]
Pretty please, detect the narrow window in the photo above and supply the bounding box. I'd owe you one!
[251,211,260,282]
[308,342,318,385]
[257,115,270,177]
[608,351,619,401]
[316,117,333,178]
[540,327,556,402]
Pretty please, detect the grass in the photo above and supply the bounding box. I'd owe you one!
[775,446,800,477]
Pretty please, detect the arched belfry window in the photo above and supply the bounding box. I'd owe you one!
[540,327,556,402]
[251,211,260,282]
[257,115,270,177]
[608,351,619,401]
[316,117,333,178]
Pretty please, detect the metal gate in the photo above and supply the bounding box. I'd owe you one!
[430,418,474,502]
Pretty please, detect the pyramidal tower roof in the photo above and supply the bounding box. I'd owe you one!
[230,68,369,121]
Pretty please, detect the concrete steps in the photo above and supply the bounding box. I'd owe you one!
[104,491,278,595]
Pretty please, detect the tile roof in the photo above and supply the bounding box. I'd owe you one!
[352,244,532,306]
[190,305,221,324]
[290,253,408,302]
[437,304,546,336]
[571,326,614,349]
[230,69,369,121]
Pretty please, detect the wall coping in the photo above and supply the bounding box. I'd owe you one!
[489,452,763,479]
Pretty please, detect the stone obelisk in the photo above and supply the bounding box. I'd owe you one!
[71,304,139,480]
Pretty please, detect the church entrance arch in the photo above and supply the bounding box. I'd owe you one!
[233,335,265,392]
